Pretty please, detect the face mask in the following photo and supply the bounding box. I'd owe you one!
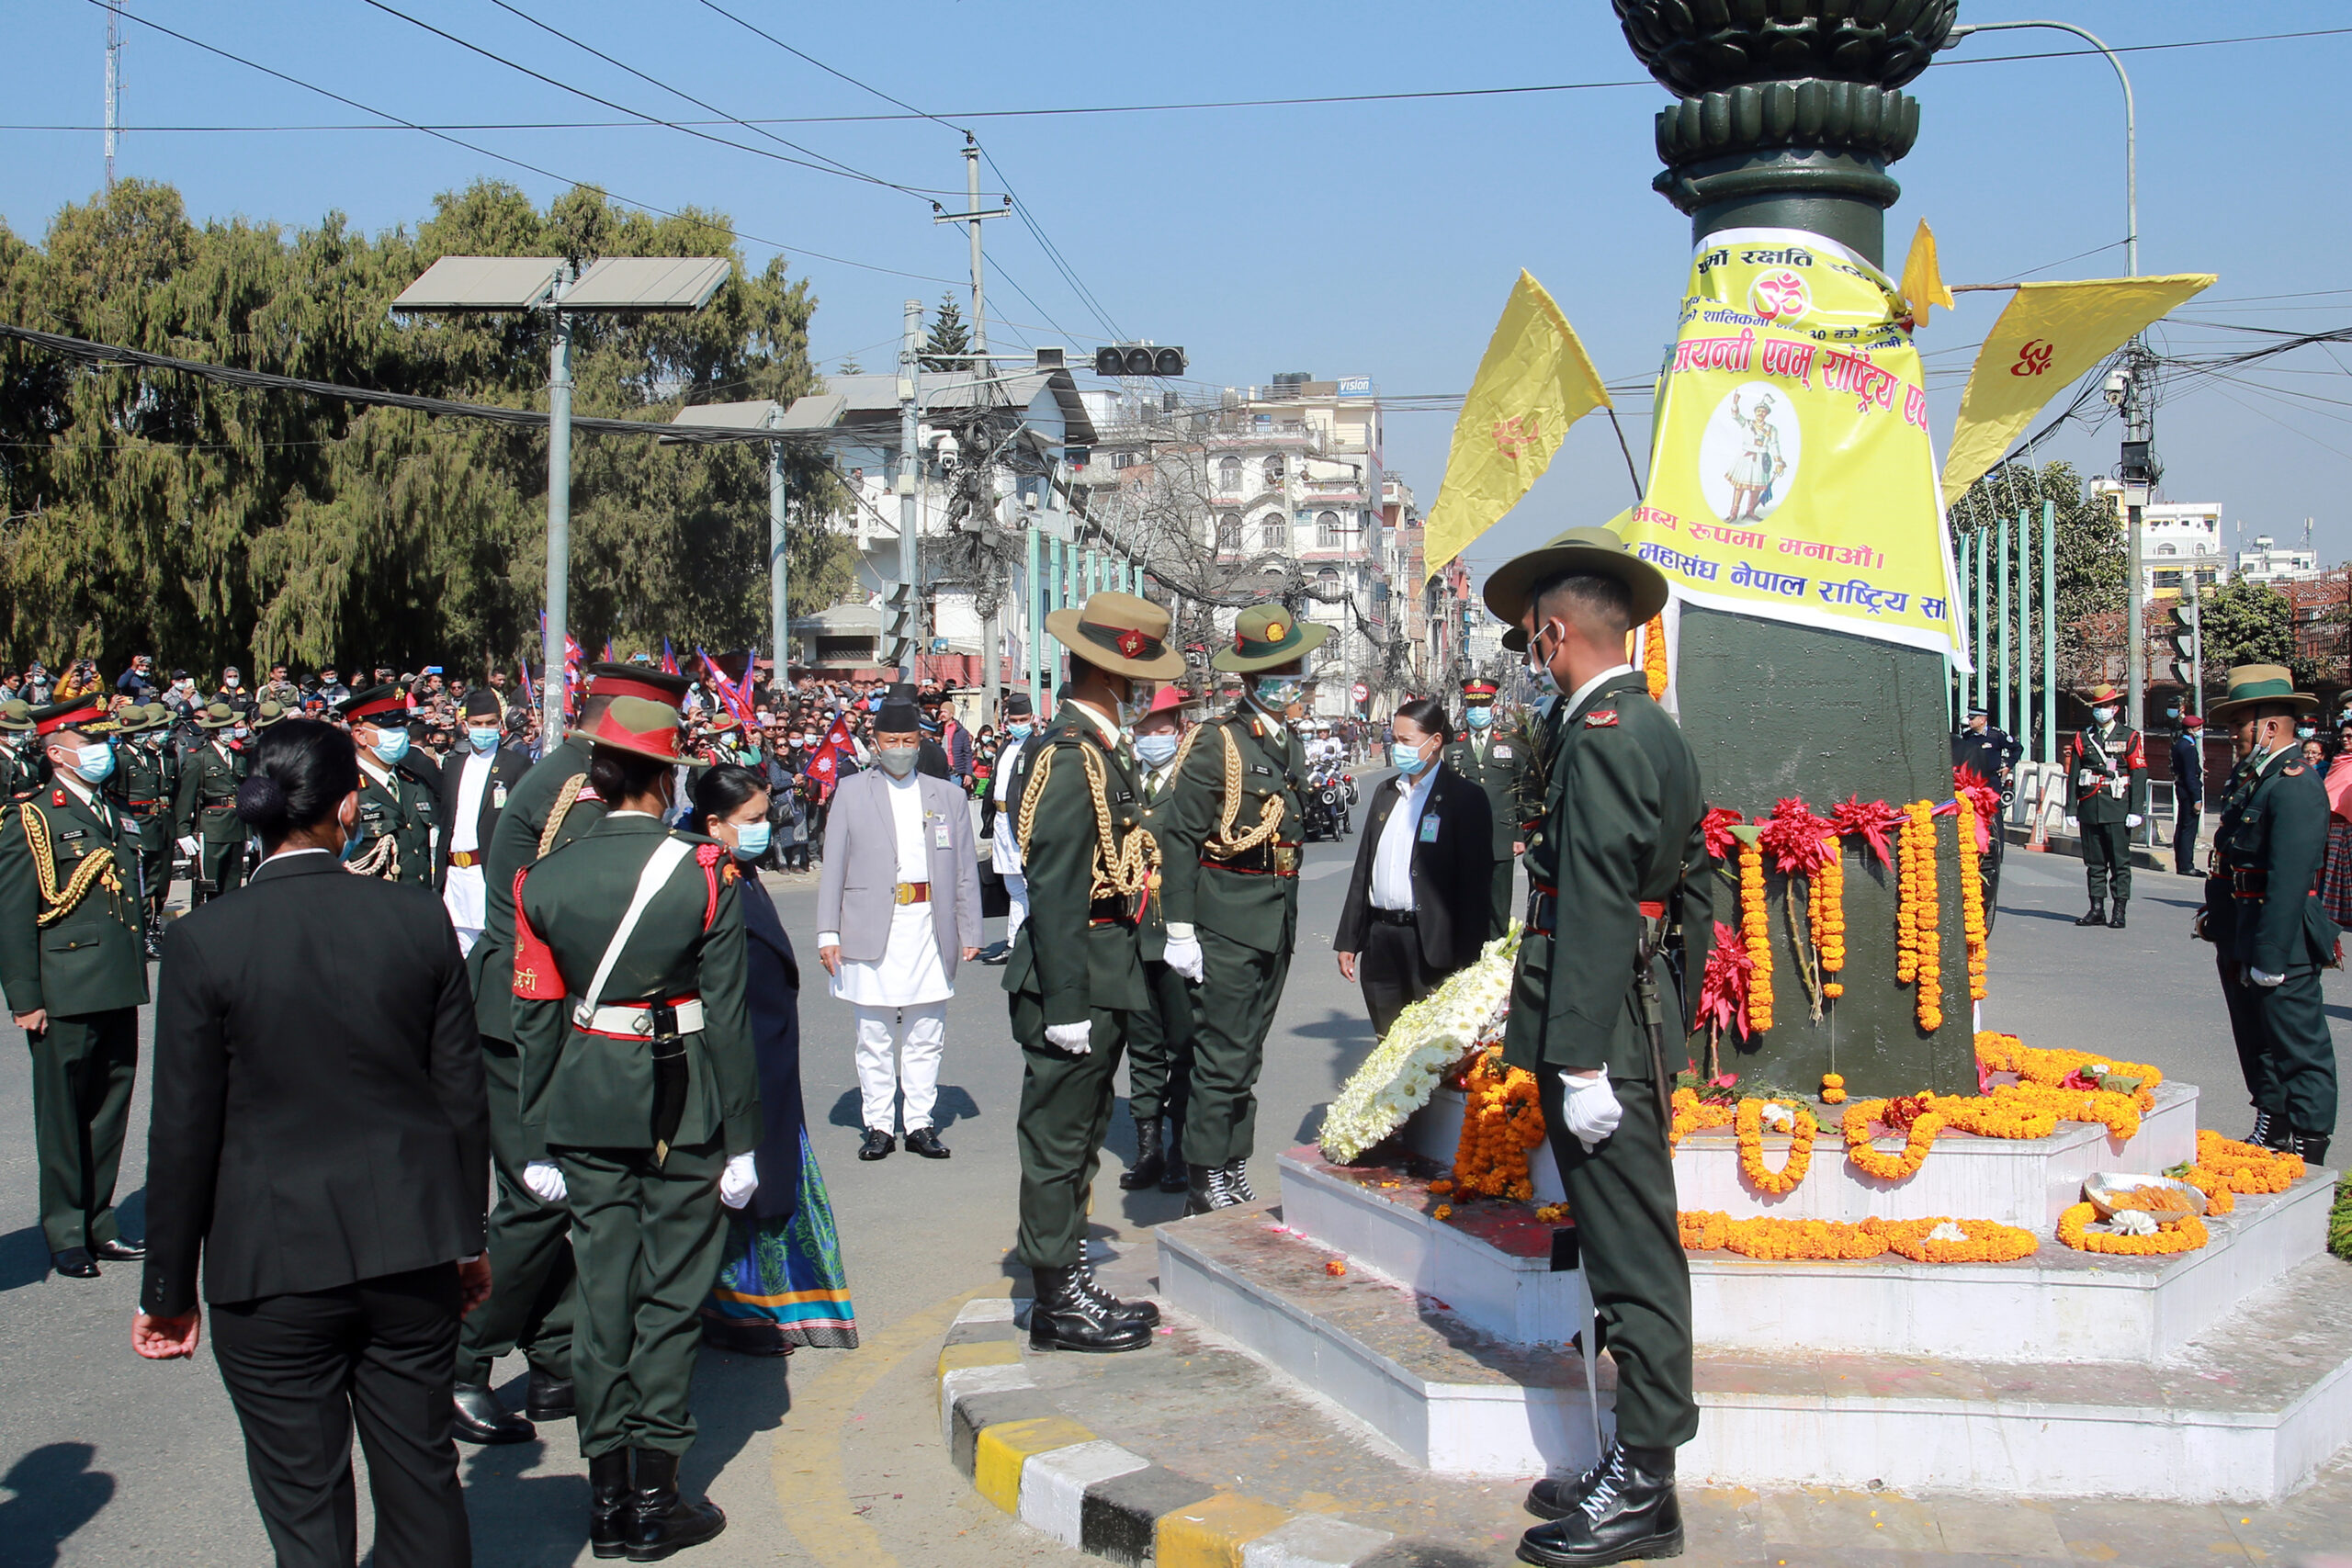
[71,742,115,784]
[1464,705,1493,729]
[2093,706,2117,725]
[232,725,250,740]
[1005,721,1033,742]
[224,677,240,689]
[372,729,411,764]
[876,745,918,778]
[2298,727,2315,739]
[1114,682,1146,728]
[468,727,500,753]
[1253,676,1305,713]
[731,820,771,860]
[1133,731,1180,768]
[1391,740,1431,776]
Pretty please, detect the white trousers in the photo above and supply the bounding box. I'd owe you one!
[854,1002,946,1133]
[1004,872,1030,943]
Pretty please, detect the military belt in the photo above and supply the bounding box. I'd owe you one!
[1207,840,1302,877]
[577,995,706,1039]
[1089,894,1140,927]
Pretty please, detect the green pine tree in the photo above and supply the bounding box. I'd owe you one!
[920,292,970,372]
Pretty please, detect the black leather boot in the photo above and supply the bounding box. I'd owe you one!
[1517,1442,1682,1565]
[2108,897,2128,929]
[1119,1113,1165,1190]
[526,1368,575,1421]
[624,1449,725,1561]
[1028,1265,1152,1353]
[1159,1121,1189,1193]
[1071,1259,1159,1328]
[589,1450,632,1559]
[2294,1132,2331,1166]
[1184,1161,1235,1216]
[1525,1438,1623,1521]
[1224,1157,1256,1203]
[2248,1108,2277,1149]
[452,1381,534,1445]
[2075,899,2107,927]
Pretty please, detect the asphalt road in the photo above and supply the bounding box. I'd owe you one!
[0,781,2341,1567]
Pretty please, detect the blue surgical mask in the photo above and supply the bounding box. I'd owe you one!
[1253,676,1305,712]
[1005,721,1033,741]
[1527,657,1559,698]
[1134,732,1180,769]
[468,727,500,754]
[1391,740,1431,776]
[731,820,771,860]
[2093,706,2117,725]
[372,728,411,764]
[1464,705,1493,729]
[73,742,115,784]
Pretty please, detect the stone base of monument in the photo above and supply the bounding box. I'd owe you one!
[1156,1083,2352,1503]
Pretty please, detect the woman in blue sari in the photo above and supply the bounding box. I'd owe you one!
[690,765,858,1353]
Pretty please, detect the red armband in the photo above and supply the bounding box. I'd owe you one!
[511,868,566,1000]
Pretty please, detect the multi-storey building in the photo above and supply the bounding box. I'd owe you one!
[2236,533,2322,585]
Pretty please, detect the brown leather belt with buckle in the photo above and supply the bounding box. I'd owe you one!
[894,881,932,905]
[447,850,482,868]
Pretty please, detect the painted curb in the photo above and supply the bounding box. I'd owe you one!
[940,1297,1401,1567]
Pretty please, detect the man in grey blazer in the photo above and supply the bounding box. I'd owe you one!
[815,697,983,1160]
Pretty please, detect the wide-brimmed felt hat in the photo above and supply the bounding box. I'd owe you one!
[32,698,115,738]
[0,699,33,733]
[582,694,684,762]
[1499,625,1529,654]
[253,699,291,729]
[2209,664,2320,725]
[141,702,175,731]
[1212,603,1329,674]
[335,685,414,728]
[1482,525,1669,628]
[1140,684,1187,720]
[2080,682,2123,707]
[583,661,692,705]
[195,700,243,730]
[1048,591,1187,680]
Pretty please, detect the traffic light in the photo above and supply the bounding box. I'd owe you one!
[2165,600,2200,705]
[882,581,915,671]
[1094,344,1187,378]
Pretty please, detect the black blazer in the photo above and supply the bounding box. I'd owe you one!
[738,873,806,1222]
[141,852,489,1316]
[1334,762,1495,974]
[433,744,532,891]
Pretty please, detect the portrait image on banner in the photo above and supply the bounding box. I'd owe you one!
[1621,228,1967,664]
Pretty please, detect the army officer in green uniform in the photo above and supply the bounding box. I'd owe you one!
[337,686,438,886]
[1444,676,1533,939]
[108,703,180,955]
[1485,529,1710,1568]
[2199,664,2340,1165]
[2067,681,2148,930]
[511,694,759,1560]
[1159,604,1320,1214]
[1001,592,1181,1351]
[175,701,249,906]
[0,698,150,1280]
[1,699,42,798]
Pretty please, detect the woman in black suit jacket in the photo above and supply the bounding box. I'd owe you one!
[133,718,490,1568]
[1334,699,1496,1039]
[690,766,858,1354]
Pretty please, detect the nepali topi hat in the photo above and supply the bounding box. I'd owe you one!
[582,694,684,762]
[1482,525,1669,629]
[1212,603,1328,673]
[2208,664,2319,725]
[1048,591,1187,680]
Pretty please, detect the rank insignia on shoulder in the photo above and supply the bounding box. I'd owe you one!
[2284,762,2306,776]
[51,790,65,807]
[1584,710,1620,728]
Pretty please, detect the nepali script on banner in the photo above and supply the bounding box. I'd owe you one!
[1621,228,1967,664]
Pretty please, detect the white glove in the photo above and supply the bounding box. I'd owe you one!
[522,1160,567,1204]
[2249,966,2286,987]
[1161,932,1204,984]
[177,835,198,857]
[1045,1021,1094,1055]
[718,1153,759,1209]
[1557,1067,1623,1153]
[2126,813,2143,829]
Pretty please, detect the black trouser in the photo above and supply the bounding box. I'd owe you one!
[2082,818,2132,902]
[2219,953,2339,1138]
[26,1008,138,1255]
[1124,956,1197,1125]
[210,1265,472,1568]
[1358,915,1453,1040]
[454,1038,575,1385]
[1487,853,1516,942]
[1538,1059,1697,1452]
[1011,997,1132,1268]
[2175,803,2204,876]
[195,833,247,906]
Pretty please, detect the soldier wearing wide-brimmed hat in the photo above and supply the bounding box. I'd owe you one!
[1483,525,1710,1563]
[0,697,150,1280]
[998,591,1183,1351]
[105,702,180,953]
[1444,675,1532,939]
[0,697,43,799]
[1157,603,1328,1215]
[2198,664,2337,1163]
[2066,681,2148,929]
[174,700,251,906]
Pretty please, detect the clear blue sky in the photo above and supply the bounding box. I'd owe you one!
[8,2,2349,578]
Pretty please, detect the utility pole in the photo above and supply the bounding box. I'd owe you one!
[544,277,575,744]
[898,298,922,684]
[930,142,1010,706]
[103,0,123,191]
[767,416,789,689]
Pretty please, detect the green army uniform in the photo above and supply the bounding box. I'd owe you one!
[0,702,42,798]
[173,705,248,905]
[107,706,179,937]
[2199,667,2341,1162]
[1443,682,1533,940]
[2067,683,2148,926]
[0,706,151,1265]
[1120,747,1199,1191]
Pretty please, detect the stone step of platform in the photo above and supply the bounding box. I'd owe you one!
[1281,1145,2339,1362]
[1159,1201,2352,1502]
[1403,1080,2200,1229]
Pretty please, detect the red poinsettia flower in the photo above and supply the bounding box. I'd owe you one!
[1829,795,1903,868]
[1695,919,1754,1040]
[1758,796,1836,876]
[1700,807,1747,863]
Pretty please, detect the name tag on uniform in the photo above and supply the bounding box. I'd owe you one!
[1114,789,1134,805]
[934,825,951,849]
[361,804,387,822]
[492,784,508,809]
[1492,745,1514,759]
[1250,763,1272,776]
[1419,816,1441,843]
[60,828,86,842]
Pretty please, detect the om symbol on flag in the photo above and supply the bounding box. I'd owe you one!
[1749,269,1811,324]
[2008,339,2056,378]
[1492,412,1542,460]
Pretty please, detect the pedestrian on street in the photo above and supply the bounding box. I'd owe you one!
[134,718,490,1568]
[2198,664,2339,1165]
[1443,678,1532,939]
[816,694,982,1161]
[1119,684,1199,1196]
[1484,528,1708,1568]
[2173,715,2209,876]
[0,697,150,1280]
[510,694,761,1561]
[2068,682,2148,929]
[1334,697,1494,1039]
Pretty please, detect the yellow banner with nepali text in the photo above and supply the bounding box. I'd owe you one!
[1621,228,1967,664]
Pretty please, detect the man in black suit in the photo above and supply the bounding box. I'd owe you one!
[134,718,490,1568]
[435,689,532,954]
[1335,699,1496,1038]
[2173,714,2208,875]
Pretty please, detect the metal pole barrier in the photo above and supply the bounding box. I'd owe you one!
[1997,511,2013,745]
[2041,499,2057,764]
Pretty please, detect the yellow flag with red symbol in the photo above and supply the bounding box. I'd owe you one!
[1420,270,1611,580]
[1939,274,2214,500]
[1898,220,1955,327]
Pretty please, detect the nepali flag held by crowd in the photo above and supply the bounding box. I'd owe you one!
[803,709,855,803]
[695,649,759,730]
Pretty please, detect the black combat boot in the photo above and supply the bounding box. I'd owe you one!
[1223,1157,1256,1203]
[1119,1113,1166,1190]
[2247,1108,2277,1149]
[1028,1265,1152,1353]
[624,1449,725,1561]
[1516,1442,1683,1565]
[1070,1259,1160,1328]
[589,1450,632,1559]
[1525,1438,1623,1520]
[451,1381,534,1444]
[1184,1162,1235,1216]
[2294,1131,2331,1166]
[527,1368,575,1421]
[1159,1121,1189,1194]
[2108,897,2128,929]
[2075,899,2107,927]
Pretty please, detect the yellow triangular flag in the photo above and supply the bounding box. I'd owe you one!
[1899,220,1955,326]
[1940,273,2215,500]
[1421,271,1610,580]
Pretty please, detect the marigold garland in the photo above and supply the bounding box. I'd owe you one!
[1955,795,1988,1003]
[1738,838,1774,1032]
[1668,1085,1736,1150]
[2056,1201,2209,1256]
[2174,1165,2239,1214]
[1735,1098,1817,1194]
[1842,1098,1943,1180]
[1930,1090,2060,1141]
[1820,1072,1847,1106]
[2194,1130,2307,1194]
[1899,800,1943,1032]
[1641,612,1669,698]
[1813,841,1847,998]
[1679,1211,1891,1260]
[1448,1047,1547,1201]
[1872,1215,2040,1264]
[1975,1032,2165,1095]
